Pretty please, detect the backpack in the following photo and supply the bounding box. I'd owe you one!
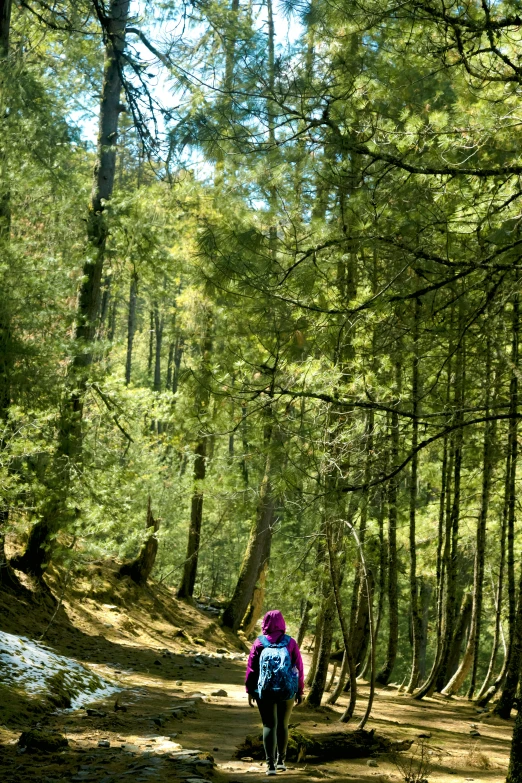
[257,634,299,700]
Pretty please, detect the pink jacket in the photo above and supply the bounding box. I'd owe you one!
[245,610,305,697]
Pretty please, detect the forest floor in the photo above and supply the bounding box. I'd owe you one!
[0,564,515,783]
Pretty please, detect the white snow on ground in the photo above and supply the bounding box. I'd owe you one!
[0,631,119,708]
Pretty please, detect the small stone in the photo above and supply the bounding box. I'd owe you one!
[469,730,481,737]
[211,689,228,697]
[241,757,254,762]
[98,740,111,748]
[154,659,162,666]
[176,681,183,686]
[216,648,228,654]
[367,760,378,767]
[417,732,431,739]
[213,747,219,752]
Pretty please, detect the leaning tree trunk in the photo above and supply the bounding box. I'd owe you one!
[13,0,131,576]
[222,449,275,632]
[118,496,159,586]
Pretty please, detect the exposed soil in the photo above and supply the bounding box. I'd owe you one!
[0,564,515,783]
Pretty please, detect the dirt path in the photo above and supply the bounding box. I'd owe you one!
[0,568,516,783]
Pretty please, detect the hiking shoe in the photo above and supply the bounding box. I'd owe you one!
[277,760,287,771]
[266,762,277,776]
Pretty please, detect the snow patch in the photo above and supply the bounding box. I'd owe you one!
[0,631,119,708]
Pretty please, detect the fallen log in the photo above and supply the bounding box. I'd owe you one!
[235,728,413,762]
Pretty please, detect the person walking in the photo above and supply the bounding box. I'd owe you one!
[245,610,305,775]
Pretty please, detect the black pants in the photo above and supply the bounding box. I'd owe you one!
[256,697,294,763]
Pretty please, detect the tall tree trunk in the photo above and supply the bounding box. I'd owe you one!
[125,271,138,385]
[407,297,422,693]
[0,0,11,58]
[166,342,174,389]
[172,332,184,394]
[322,520,357,723]
[443,331,493,697]
[241,559,269,637]
[476,440,512,705]
[177,438,207,599]
[177,316,212,599]
[12,0,131,576]
[507,291,519,647]
[147,309,154,376]
[297,599,313,647]
[306,587,335,708]
[326,520,357,723]
[376,361,401,686]
[434,328,466,693]
[153,304,163,392]
[0,0,21,592]
[222,449,275,631]
[306,605,324,687]
[506,706,522,783]
[418,578,432,682]
[495,548,522,717]
[476,555,507,701]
